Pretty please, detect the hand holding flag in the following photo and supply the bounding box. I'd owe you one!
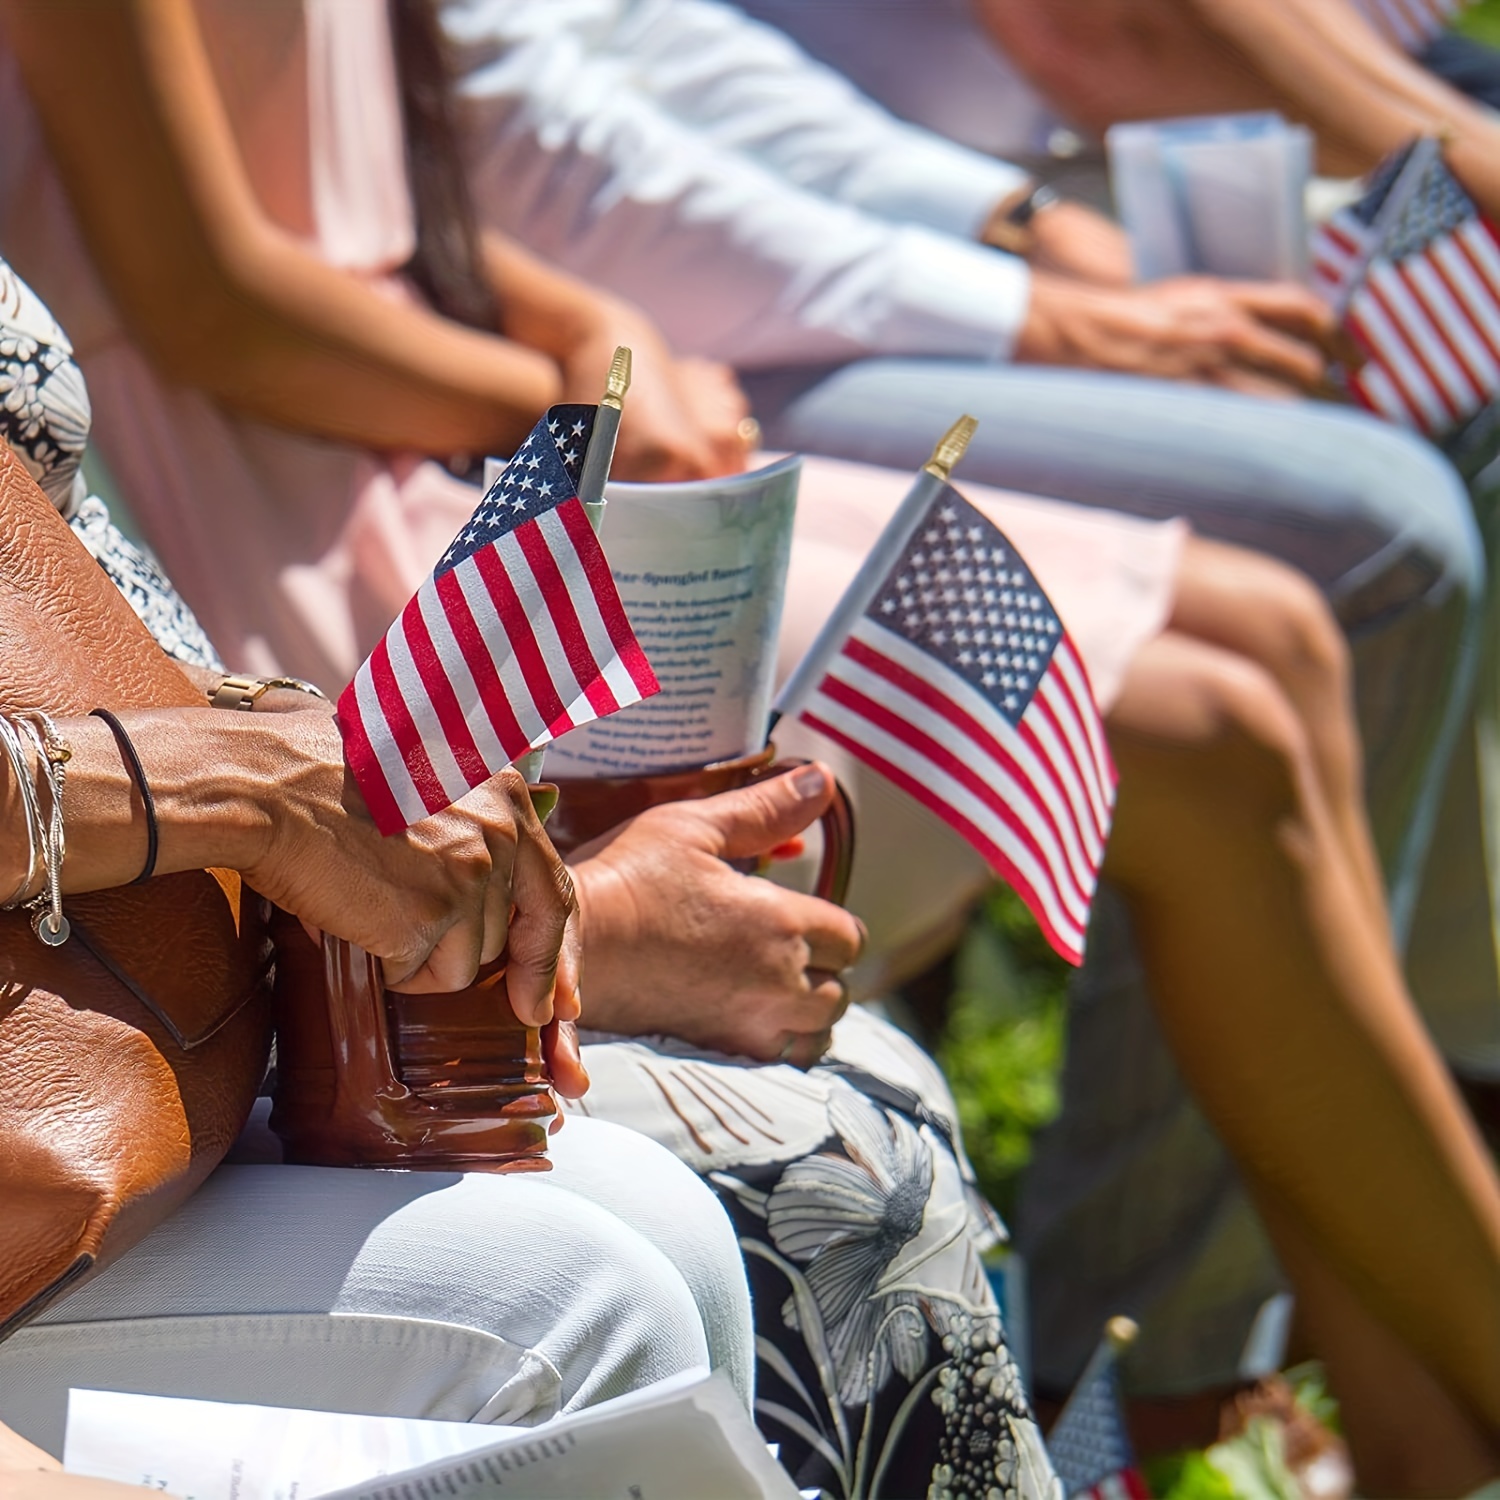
[338,386,658,834]
[773,419,1116,965]
[1312,137,1500,437]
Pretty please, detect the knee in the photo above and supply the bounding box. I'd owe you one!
[1115,645,1315,830]
[1247,560,1355,709]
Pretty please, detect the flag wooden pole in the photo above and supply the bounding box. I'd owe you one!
[769,415,977,733]
[515,349,632,783]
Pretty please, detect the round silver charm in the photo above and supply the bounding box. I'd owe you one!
[32,910,70,946]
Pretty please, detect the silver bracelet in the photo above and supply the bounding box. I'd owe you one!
[0,714,44,909]
[17,711,70,946]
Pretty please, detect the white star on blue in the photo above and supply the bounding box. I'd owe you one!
[435,404,597,575]
[866,484,1063,726]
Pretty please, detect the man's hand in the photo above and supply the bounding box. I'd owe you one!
[1017,273,1342,396]
[570,764,866,1067]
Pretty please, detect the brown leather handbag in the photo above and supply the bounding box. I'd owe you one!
[0,442,274,1340]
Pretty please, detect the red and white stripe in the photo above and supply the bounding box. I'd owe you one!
[1082,1471,1152,1500]
[800,615,1115,965]
[1340,217,1500,434]
[1310,213,1372,300]
[340,496,657,834]
[1356,0,1465,51]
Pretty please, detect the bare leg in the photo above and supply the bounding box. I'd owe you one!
[1264,1195,1500,1495]
[1168,536,1389,937]
[1104,628,1500,1465]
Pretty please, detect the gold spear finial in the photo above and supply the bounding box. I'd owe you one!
[1105,1316,1140,1354]
[922,414,978,482]
[603,345,633,409]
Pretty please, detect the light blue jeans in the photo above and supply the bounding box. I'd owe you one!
[752,359,1487,1395]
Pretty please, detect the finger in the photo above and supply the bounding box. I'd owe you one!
[1226,281,1338,342]
[480,827,518,969]
[1215,366,1306,400]
[543,1018,590,1099]
[552,904,584,1024]
[782,1028,834,1070]
[1224,319,1329,391]
[679,761,836,861]
[384,910,484,994]
[772,886,866,973]
[502,821,578,1027]
[804,968,853,1029]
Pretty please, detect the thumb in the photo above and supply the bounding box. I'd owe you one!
[685,762,835,862]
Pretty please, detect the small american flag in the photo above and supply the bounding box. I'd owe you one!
[1312,140,1500,437]
[792,483,1114,965]
[1047,1327,1150,1500]
[338,405,658,834]
[1355,0,1465,51]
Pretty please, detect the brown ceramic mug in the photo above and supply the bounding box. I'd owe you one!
[546,743,855,904]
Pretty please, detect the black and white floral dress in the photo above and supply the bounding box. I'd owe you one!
[572,1006,1062,1499]
[0,251,1060,1500]
[0,257,220,670]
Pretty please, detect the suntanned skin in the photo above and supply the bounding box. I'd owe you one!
[976,0,1500,217]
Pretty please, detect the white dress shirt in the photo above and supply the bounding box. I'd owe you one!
[443,0,1035,366]
[731,0,1061,159]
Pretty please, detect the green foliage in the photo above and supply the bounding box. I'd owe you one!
[1147,1422,1305,1500]
[1459,0,1500,46]
[935,885,1069,1216]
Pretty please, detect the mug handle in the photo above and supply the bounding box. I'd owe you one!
[760,757,856,906]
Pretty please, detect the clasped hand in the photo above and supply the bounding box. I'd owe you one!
[570,763,867,1068]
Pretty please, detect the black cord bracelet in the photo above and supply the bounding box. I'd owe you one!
[89,708,159,885]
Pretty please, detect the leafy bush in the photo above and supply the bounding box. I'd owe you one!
[935,886,1069,1216]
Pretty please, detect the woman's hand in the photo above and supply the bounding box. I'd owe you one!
[236,713,580,1018]
[562,315,751,483]
[1017,273,1342,396]
[570,764,865,1067]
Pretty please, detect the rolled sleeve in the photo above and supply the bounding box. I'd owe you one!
[449,5,1033,366]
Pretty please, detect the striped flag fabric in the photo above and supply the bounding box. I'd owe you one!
[338,405,658,834]
[790,483,1115,965]
[1355,0,1466,51]
[1312,141,1500,437]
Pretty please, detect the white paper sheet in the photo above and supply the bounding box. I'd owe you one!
[63,1371,801,1500]
[544,458,801,776]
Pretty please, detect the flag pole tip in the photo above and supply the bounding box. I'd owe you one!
[604,346,633,407]
[1104,1316,1140,1353]
[923,414,978,481]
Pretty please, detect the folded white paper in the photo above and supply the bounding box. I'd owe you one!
[1108,111,1312,283]
[64,1370,800,1500]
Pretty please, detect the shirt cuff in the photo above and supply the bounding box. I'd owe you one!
[865,227,1033,361]
[842,137,1030,241]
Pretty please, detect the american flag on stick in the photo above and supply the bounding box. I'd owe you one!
[339,401,658,834]
[1312,137,1500,437]
[1047,1318,1150,1500]
[773,419,1115,965]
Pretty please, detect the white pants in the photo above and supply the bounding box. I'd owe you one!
[0,1118,753,1457]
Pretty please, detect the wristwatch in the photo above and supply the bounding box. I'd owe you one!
[206,673,330,711]
[982,180,1061,257]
